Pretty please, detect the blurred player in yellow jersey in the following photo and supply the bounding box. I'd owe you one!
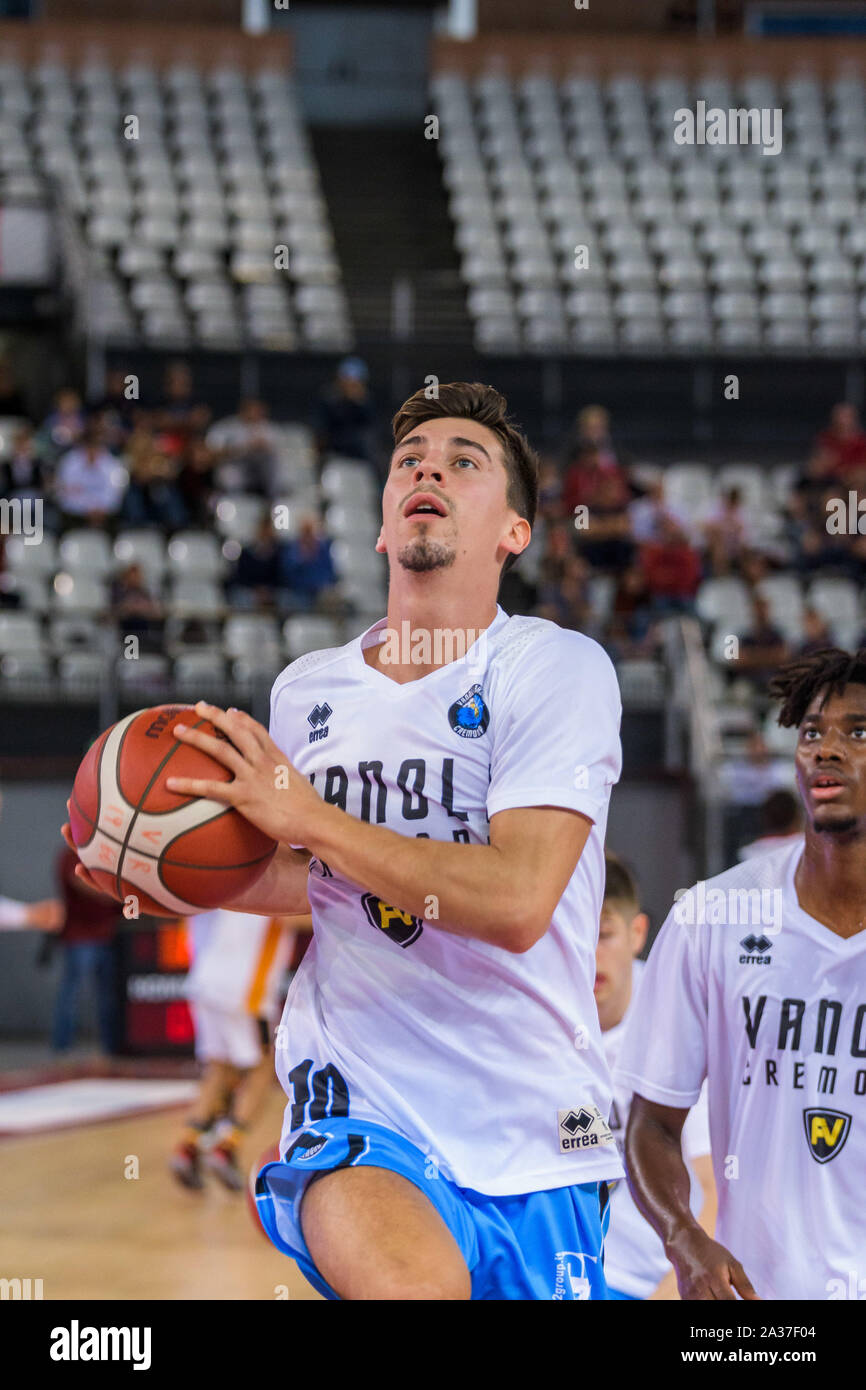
[170,910,312,1191]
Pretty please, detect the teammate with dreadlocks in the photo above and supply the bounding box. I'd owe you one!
[615,647,866,1299]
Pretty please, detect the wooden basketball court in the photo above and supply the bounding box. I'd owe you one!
[0,1084,322,1301]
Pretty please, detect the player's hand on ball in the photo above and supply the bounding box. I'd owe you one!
[61,808,115,898]
[666,1227,760,1301]
[167,702,322,847]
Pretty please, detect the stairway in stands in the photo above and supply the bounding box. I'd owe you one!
[311,126,473,346]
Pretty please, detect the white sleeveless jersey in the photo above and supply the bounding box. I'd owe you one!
[603,960,711,1299]
[616,840,866,1299]
[269,604,625,1195]
[186,910,292,1020]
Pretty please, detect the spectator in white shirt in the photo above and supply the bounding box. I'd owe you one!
[53,424,127,525]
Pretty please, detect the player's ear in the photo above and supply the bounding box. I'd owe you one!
[501,514,531,567]
[375,528,386,555]
[630,912,649,957]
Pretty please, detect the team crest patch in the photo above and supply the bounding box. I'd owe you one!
[558,1105,615,1154]
[803,1108,851,1164]
[361,893,423,948]
[448,684,489,738]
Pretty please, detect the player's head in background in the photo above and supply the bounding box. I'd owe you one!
[595,852,649,1033]
[770,647,866,840]
[760,788,803,838]
[377,382,537,592]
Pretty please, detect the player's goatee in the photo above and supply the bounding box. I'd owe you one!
[397,538,456,572]
[813,817,859,836]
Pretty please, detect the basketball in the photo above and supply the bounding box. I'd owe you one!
[69,704,278,917]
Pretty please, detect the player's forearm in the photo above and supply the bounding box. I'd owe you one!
[223,842,311,916]
[624,1109,701,1256]
[303,802,535,951]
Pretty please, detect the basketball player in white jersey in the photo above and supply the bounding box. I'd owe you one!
[618,648,866,1300]
[170,910,304,1191]
[146,382,625,1300]
[597,853,715,1300]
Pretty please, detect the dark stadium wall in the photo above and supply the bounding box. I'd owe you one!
[273,3,433,123]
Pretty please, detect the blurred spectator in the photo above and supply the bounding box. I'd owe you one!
[51,845,121,1056]
[575,471,634,573]
[156,359,196,427]
[0,425,48,499]
[628,473,687,544]
[814,402,866,476]
[718,731,795,807]
[206,398,281,496]
[564,404,620,471]
[121,444,187,530]
[738,789,804,862]
[110,562,163,647]
[731,595,791,693]
[536,457,564,521]
[0,353,27,417]
[227,515,285,610]
[799,606,834,655]
[702,487,754,576]
[607,563,653,657]
[54,423,126,525]
[639,515,702,615]
[88,366,140,441]
[534,524,591,629]
[315,357,377,466]
[40,387,85,462]
[278,515,339,612]
[178,434,218,525]
[562,445,630,519]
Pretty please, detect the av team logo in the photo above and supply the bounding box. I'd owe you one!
[803,1108,851,1164]
[307,702,333,744]
[361,893,423,948]
[448,684,489,739]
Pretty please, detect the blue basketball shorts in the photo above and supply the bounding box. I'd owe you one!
[255,1116,613,1300]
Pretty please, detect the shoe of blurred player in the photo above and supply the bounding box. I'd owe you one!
[169,1141,205,1190]
[205,1141,246,1192]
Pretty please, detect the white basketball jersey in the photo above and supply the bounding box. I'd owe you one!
[186,910,291,1019]
[269,604,625,1196]
[603,960,711,1299]
[616,840,866,1299]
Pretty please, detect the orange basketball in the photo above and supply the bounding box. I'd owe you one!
[69,704,277,918]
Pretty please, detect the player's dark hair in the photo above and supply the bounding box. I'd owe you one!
[769,647,866,728]
[760,789,802,836]
[603,851,639,914]
[391,382,538,574]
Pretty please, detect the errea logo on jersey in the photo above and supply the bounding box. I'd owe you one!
[740,933,773,965]
[307,702,333,743]
[558,1105,615,1153]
